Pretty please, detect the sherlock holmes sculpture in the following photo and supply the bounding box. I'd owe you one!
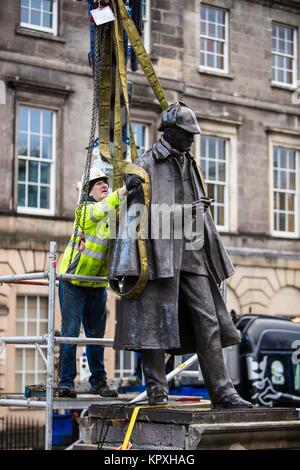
[109,101,253,408]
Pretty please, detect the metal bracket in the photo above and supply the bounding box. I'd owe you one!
[35,343,47,368]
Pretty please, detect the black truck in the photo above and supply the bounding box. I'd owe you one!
[174,315,300,407]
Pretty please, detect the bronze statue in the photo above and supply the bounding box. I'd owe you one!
[109,102,253,408]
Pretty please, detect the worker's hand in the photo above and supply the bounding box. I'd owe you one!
[192,197,214,214]
[125,174,144,192]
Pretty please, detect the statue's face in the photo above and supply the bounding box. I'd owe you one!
[163,127,195,152]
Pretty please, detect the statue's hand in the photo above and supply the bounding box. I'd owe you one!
[192,197,214,214]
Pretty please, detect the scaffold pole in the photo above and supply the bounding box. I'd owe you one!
[45,241,56,450]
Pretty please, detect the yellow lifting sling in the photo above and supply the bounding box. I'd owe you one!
[95,1,169,299]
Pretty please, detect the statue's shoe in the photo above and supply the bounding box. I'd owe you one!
[148,395,168,406]
[147,388,168,406]
[213,393,254,409]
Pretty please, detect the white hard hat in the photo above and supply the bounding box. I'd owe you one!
[87,167,109,186]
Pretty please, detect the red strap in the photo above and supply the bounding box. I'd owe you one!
[78,234,86,253]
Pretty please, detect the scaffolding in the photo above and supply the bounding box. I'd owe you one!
[0,241,200,450]
[0,241,120,450]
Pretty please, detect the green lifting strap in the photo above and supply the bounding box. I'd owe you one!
[97,0,170,299]
[116,0,169,110]
[105,157,151,300]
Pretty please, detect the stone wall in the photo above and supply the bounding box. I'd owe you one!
[0,0,300,399]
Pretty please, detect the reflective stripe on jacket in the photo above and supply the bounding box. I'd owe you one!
[59,190,120,287]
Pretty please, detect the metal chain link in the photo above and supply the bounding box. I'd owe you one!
[78,25,108,242]
[57,24,109,385]
[69,24,107,267]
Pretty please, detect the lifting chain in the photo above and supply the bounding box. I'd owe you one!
[68,24,108,267]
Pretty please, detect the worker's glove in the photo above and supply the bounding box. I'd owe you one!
[125,174,144,192]
[191,197,214,214]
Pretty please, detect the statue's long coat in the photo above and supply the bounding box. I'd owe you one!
[109,141,240,353]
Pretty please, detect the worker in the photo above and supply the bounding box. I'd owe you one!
[58,167,142,398]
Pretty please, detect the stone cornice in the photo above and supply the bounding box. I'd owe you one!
[184,85,300,116]
[197,113,243,126]
[6,77,74,97]
[245,0,300,11]
[265,126,300,136]
[0,49,92,78]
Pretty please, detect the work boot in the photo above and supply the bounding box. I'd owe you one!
[213,393,254,409]
[56,386,77,398]
[89,379,118,398]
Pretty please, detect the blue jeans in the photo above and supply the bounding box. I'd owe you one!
[58,280,107,388]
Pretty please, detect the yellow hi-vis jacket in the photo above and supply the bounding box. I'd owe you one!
[59,190,120,287]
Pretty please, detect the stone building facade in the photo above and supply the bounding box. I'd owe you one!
[0,0,300,416]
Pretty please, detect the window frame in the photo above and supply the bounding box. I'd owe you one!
[141,0,151,54]
[16,104,56,216]
[132,121,150,158]
[194,119,239,233]
[199,4,229,74]
[15,345,47,394]
[20,0,58,36]
[115,350,137,379]
[15,295,48,394]
[271,22,298,90]
[199,135,230,231]
[269,137,300,238]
